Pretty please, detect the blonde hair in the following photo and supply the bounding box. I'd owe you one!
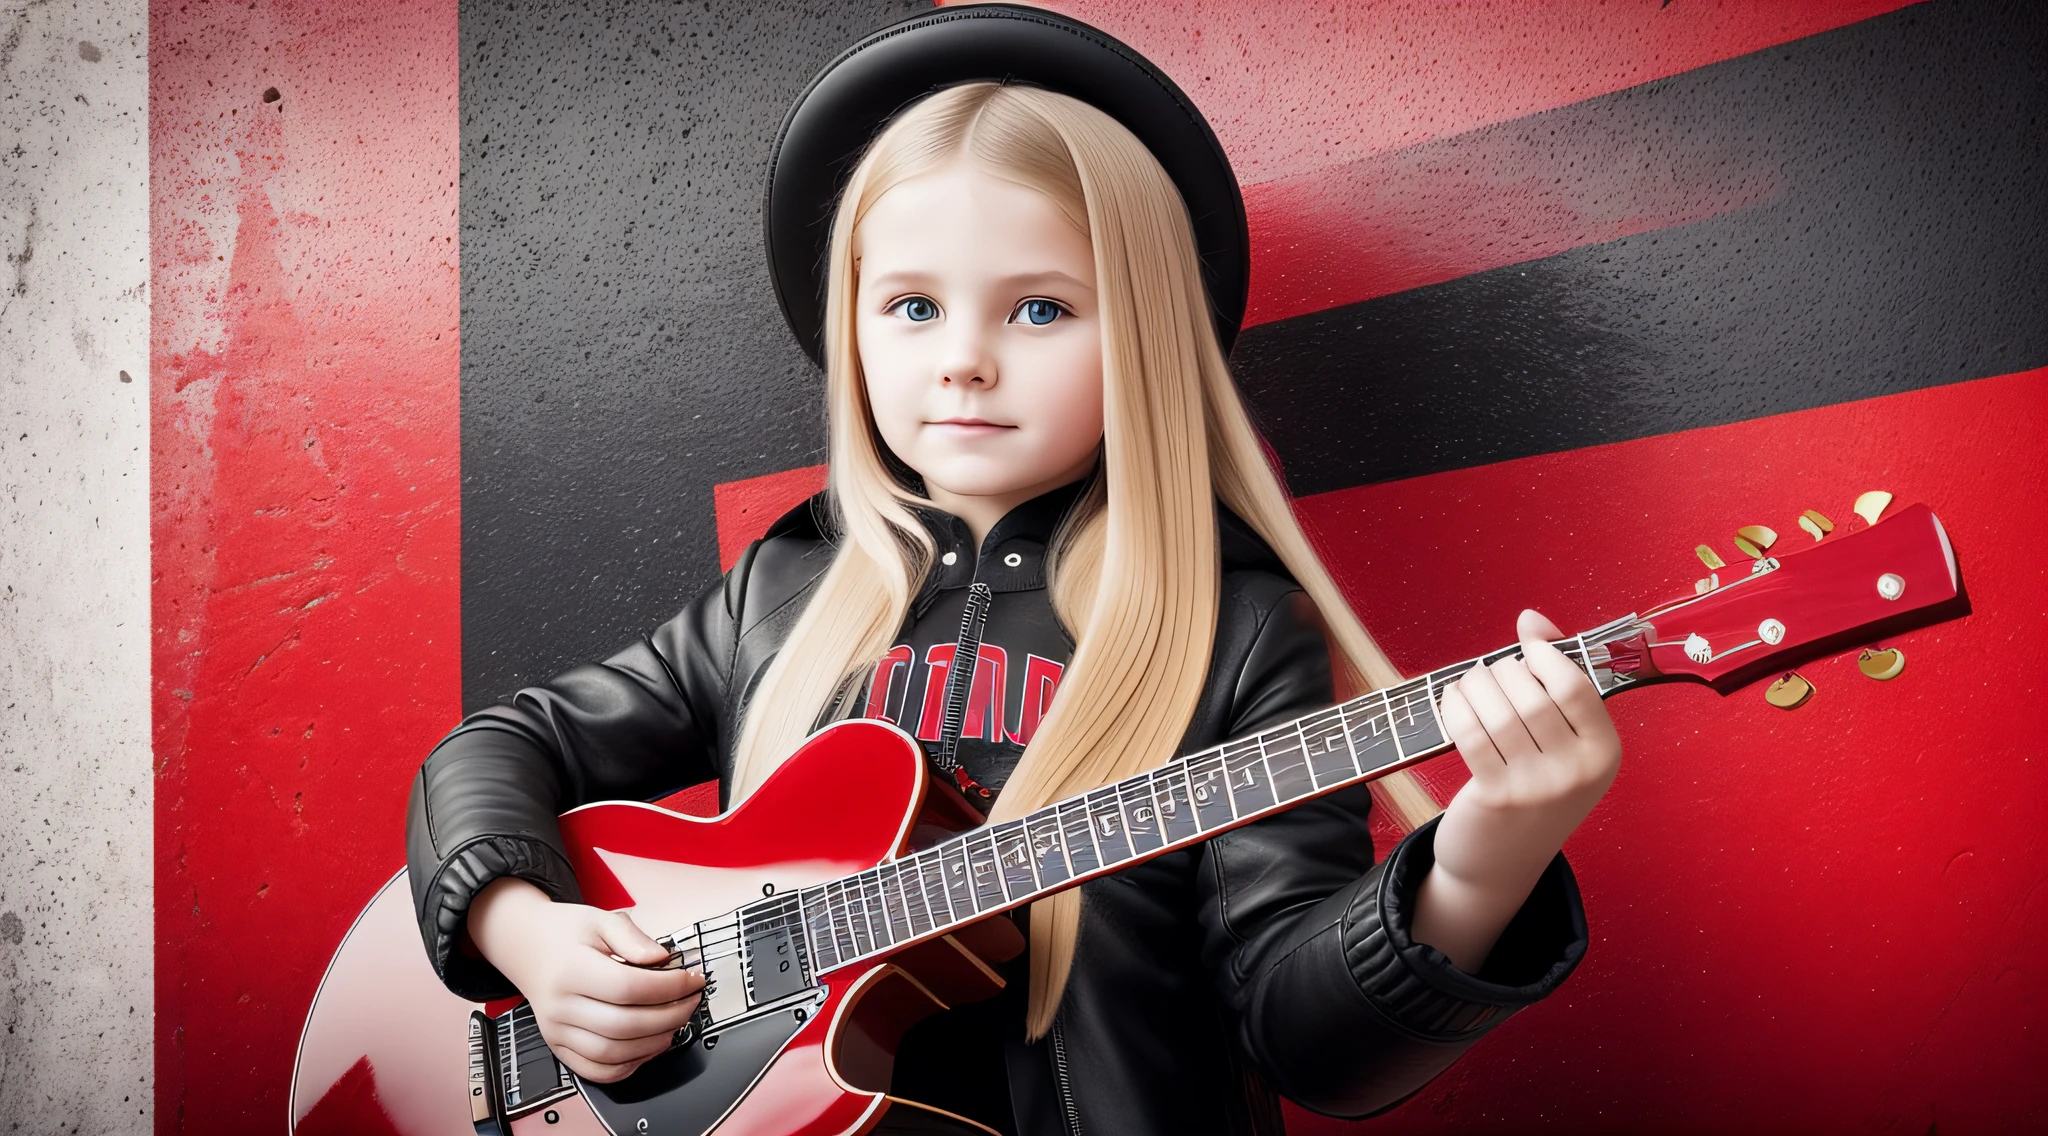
[731,83,1440,1038]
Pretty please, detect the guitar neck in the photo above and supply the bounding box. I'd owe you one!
[745,615,1644,977]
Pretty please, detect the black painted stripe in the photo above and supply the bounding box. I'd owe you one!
[1232,0,2047,497]
[459,0,933,705]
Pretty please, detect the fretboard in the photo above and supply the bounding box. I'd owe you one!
[736,634,1617,981]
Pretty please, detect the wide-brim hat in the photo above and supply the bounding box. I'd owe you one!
[765,3,1249,367]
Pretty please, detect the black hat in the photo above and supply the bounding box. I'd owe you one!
[764,3,1249,367]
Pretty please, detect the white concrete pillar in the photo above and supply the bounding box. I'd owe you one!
[0,0,152,1128]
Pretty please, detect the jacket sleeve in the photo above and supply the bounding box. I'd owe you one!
[1195,589,1589,1118]
[404,545,754,1001]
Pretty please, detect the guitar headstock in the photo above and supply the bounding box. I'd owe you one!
[1575,502,1960,694]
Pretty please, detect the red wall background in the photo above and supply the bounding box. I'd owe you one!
[150,1,461,1129]
[148,1,2044,1133]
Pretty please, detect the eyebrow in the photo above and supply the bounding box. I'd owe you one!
[863,269,1096,294]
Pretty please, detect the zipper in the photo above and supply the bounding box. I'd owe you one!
[1050,1018,1083,1136]
[933,582,995,802]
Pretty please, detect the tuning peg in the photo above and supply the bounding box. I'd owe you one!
[1797,509,1834,541]
[1858,646,1905,681]
[1694,544,1727,571]
[1732,525,1778,560]
[1764,671,1815,710]
[1853,491,1893,527]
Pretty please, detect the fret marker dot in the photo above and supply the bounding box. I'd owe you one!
[942,551,957,566]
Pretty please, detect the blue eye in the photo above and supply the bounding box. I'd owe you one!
[1014,298,1065,326]
[892,296,939,322]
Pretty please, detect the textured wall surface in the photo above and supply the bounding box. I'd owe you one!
[0,0,153,1128]
[458,0,934,706]
[150,1,460,1131]
[111,0,2046,1132]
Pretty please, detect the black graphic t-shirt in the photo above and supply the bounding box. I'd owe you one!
[863,481,1087,1134]
[858,482,1085,800]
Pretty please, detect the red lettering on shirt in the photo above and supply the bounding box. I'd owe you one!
[1007,654,1065,746]
[912,643,1008,743]
[864,644,914,719]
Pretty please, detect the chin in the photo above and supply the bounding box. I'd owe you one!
[920,465,1036,500]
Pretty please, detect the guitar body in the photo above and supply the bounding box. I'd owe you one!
[292,720,1014,1136]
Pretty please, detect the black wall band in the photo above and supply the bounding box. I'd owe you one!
[1232,0,2046,497]
[458,0,2044,706]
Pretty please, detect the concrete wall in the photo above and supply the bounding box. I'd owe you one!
[0,0,153,1129]
[0,0,2037,1132]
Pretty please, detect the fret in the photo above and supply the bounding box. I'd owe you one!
[1186,752,1235,829]
[1388,679,1445,757]
[966,832,1006,910]
[1058,799,1103,875]
[993,821,1037,900]
[942,839,981,917]
[818,882,841,963]
[1085,788,1132,865]
[1220,736,1275,815]
[878,863,912,944]
[897,857,935,938]
[1154,767,1200,841]
[1299,708,1356,785]
[856,871,893,949]
[1121,778,1162,854]
[1025,812,1071,886]
[835,880,862,963]
[1340,692,1402,774]
[1427,660,1478,692]
[1261,728,1315,801]
[832,879,871,959]
[800,888,839,972]
[917,851,955,926]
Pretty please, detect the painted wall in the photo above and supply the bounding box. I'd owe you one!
[0,0,2022,1131]
[149,1,461,1130]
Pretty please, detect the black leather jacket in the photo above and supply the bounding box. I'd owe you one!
[406,487,1588,1135]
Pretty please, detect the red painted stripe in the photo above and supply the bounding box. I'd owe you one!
[1022,0,1916,185]
[715,463,829,570]
[1239,105,1781,326]
[150,3,461,1131]
[1285,367,2048,1132]
[983,0,1915,321]
[712,368,2047,1128]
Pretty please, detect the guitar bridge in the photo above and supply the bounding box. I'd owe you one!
[468,1005,577,1133]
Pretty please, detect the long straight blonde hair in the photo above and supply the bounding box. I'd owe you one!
[731,83,1440,1038]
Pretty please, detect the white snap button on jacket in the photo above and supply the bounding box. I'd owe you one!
[1004,553,1022,567]
[941,551,958,566]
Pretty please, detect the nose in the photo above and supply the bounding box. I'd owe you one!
[936,322,997,389]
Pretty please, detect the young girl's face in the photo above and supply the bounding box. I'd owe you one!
[854,163,1106,522]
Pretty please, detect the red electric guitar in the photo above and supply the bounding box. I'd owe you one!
[291,500,1962,1136]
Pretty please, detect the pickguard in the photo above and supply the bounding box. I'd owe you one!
[577,1003,811,1136]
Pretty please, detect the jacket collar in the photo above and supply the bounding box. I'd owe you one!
[763,472,1292,607]
[915,476,1093,603]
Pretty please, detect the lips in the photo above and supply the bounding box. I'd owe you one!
[929,418,1016,434]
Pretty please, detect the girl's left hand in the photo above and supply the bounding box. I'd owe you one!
[1412,608,1621,972]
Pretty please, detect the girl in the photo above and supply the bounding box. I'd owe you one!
[409,9,1609,1134]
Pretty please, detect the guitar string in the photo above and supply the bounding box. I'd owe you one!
[773,652,1591,952]
[496,648,1624,1049]
[673,641,1606,979]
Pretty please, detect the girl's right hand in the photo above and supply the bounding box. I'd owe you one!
[467,876,706,1083]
